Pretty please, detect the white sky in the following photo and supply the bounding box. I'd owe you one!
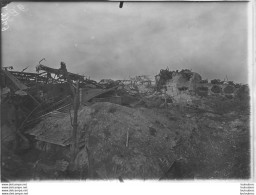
[2,2,248,83]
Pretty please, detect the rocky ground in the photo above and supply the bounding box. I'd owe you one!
[1,93,251,181]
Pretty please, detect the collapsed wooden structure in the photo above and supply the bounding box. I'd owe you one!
[1,61,122,152]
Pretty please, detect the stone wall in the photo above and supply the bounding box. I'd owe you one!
[164,71,241,104]
[165,72,201,104]
[196,82,237,98]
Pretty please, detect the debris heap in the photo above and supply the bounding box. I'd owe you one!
[27,102,199,179]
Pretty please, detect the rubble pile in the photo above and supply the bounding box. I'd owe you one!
[78,102,178,179]
[1,61,250,180]
[28,102,200,179]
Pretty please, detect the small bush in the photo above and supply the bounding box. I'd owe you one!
[211,79,221,85]
[228,81,234,86]
[196,86,208,97]
[211,85,221,93]
[180,70,193,81]
[224,85,234,94]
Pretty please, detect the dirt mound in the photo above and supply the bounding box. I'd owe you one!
[77,102,189,179]
[27,102,198,179]
[23,96,250,180]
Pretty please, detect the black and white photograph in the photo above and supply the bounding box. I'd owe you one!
[1,1,253,183]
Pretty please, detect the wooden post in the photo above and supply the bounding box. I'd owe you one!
[71,81,80,162]
[60,62,80,166]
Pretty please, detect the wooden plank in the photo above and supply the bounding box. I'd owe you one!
[2,69,28,90]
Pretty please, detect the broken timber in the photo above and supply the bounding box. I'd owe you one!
[36,64,84,81]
